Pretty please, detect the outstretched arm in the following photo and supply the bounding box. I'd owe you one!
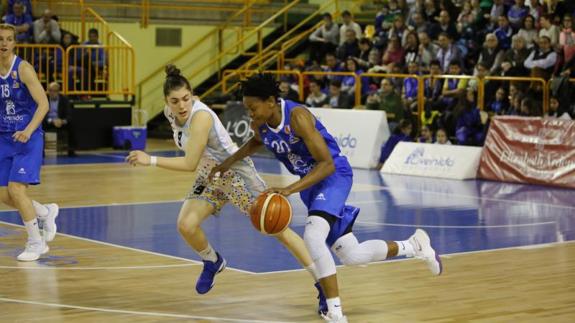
[126,110,212,171]
[208,122,263,179]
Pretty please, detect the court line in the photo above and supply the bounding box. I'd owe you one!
[0,220,255,275]
[0,297,295,323]
[353,220,557,229]
[363,185,575,211]
[0,263,198,270]
[253,240,575,275]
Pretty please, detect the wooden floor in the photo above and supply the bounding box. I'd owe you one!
[1,158,575,322]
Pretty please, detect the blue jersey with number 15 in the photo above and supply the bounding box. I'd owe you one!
[0,56,38,133]
[257,99,352,178]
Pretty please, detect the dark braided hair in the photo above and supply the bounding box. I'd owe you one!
[241,73,280,101]
[164,64,192,97]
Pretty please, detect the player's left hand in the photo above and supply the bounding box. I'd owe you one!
[12,129,32,143]
[264,187,293,196]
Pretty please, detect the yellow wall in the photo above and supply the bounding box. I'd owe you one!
[108,22,214,84]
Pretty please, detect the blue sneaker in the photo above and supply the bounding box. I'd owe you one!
[196,252,226,294]
[315,282,328,315]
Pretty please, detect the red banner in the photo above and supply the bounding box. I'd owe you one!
[478,116,575,189]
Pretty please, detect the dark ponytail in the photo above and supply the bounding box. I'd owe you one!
[163,64,192,97]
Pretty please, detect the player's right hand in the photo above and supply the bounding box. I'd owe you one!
[125,150,150,167]
[208,163,230,182]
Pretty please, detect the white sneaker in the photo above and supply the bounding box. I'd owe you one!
[321,313,348,323]
[17,239,49,262]
[39,203,59,242]
[409,229,443,276]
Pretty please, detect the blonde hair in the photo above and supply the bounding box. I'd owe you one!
[0,24,17,37]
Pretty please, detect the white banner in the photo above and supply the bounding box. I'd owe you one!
[381,142,482,179]
[309,108,390,169]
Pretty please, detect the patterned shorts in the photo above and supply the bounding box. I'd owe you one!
[186,157,255,215]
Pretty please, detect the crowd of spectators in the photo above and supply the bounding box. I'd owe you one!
[279,0,575,150]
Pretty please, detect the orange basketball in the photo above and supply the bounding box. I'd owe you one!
[249,192,292,235]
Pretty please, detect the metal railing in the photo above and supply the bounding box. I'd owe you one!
[216,69,552,116]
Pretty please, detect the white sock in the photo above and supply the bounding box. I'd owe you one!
[396,240,414,257]
[198,244,218,262]
[327,297,343,318]
[24,219,42,241]
[305,263,319,281]
[32,200,49,218]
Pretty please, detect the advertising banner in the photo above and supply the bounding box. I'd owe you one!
[478,116,575,188]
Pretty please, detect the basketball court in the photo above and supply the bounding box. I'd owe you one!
[1,141,574,322]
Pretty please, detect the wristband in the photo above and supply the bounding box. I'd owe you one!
[150,156,158,167]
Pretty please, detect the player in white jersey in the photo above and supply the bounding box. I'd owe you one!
[126,65,327,312]
[0,24,59,262]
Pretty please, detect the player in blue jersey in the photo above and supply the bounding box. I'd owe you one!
[0,24,59,261]
[210,74,443,323]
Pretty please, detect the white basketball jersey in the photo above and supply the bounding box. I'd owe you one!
[163,100,266,195]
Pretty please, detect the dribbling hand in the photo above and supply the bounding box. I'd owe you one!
[264,187,293,196]
[125,150,151,166]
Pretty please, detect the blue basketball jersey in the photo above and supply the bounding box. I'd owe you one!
[0,56,38,133]
[257,99,352,177]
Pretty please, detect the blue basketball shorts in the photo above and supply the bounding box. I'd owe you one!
[299,172,360,246]
[0,131,43,186]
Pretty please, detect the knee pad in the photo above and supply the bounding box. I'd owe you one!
[304,216,336,278]
[331,233,364,266]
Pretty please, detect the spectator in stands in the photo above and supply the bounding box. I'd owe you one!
[354,37,372,69]
[381,35,405,71]
[389,15,410,47]
[498,34,530,76]
[469,61,489,92]
[339,10,362,46]
[507,91,523,115]
[429,10,459,41]
[404,32,421,65]
[524,35,557,78]
[419,124,434,143]
[336,29,360,61]
[507,0,529,30]
[322,52,342,83]
[478,33,504,75]
[403,61,420,111]
[5,1,32,43]
[494,15,513,50]
[457,1,478,35]
[487,87,510,114]
[485,0,507,31]
[455,89,484,146]
[279,79,300,102]
[378,119,413,169]
[544,0,573,22]
[539,14,559,46]
[326,79,353,109]
[434,128,452,144]
[305,79,329,107]
[33,9,61,44]
[423,0,440,23]
[341,57,369,100]
[559,14,575,65]
[5,0,32,17]
[517,15,538,49]
[547,95,572,119]
[44,82,76,157]
[308,13,339,65]
[81,28,107,93]
[418,31,439,68]
[367,78,404,127]
[424,59,444,110]
[441,61,468,110]
[436,32,462,73]
[520,96,542,116]
[410,11,429,34]
[527,0,543,22]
